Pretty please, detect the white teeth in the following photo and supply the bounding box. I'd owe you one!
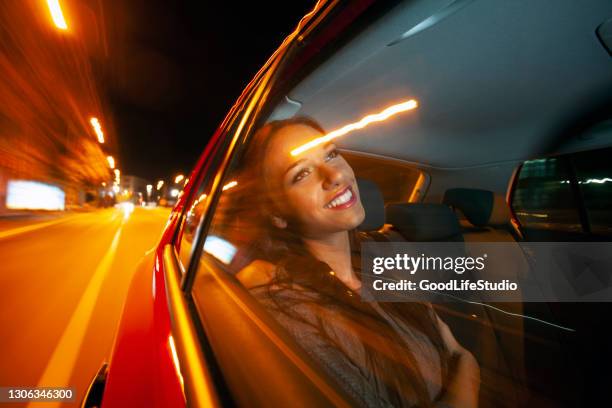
[325,189,353,209]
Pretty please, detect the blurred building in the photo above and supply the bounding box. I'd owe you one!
[116,175,151,204]
[0,1,115,213]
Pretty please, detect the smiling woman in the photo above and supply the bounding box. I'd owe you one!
[197,117,480,407]
[253,118,366,241]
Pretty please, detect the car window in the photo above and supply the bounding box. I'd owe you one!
[177,182,213,271]
[572,146,612,236]
[176,107,245,272]
[511,146,612,239]
[511,156,582,233]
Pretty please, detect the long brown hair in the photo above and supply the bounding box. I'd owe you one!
[235,117,450,407]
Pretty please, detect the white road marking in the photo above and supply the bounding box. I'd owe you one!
[27,217,125,408]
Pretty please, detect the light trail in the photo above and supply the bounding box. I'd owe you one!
[290,99,418,156]
[46,0,68,30]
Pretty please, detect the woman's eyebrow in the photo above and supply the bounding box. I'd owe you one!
[284,142,335,175]
[285,158,306,175]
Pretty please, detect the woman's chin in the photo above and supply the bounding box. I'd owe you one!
[343,205,366,231]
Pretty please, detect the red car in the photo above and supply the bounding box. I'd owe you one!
[86,0,612,406]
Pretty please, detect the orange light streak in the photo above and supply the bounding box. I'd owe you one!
[90,117,104,143]
[290,99,418,156]
[46,0,68,30]
[222,180,238,191]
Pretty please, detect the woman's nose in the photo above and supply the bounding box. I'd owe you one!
[320,164,343,190]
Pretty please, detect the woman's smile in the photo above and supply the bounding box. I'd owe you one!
[324,185,357,210]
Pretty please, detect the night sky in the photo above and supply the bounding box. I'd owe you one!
[104,1,315,181]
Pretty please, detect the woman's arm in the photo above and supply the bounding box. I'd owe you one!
[435,314,480,408]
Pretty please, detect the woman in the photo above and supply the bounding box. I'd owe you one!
[235,117,480,407]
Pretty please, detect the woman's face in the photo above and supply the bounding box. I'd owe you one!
[262,123,366,238]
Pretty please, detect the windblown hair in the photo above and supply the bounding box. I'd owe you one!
[234,117,450,407]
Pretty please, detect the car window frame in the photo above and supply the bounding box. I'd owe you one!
[156,53,288,408]
[173,102,247,274]
[178,52,286,291]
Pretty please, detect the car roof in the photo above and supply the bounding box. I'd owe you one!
[279,0,612,168]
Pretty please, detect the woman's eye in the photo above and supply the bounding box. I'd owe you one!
[325,149,339,161]
[292,168,311,183]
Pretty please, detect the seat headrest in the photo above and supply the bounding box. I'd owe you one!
[443,188,510,227]
[386,203,463,242]
[356,178,385,231]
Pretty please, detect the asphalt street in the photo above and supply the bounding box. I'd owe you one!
[0,207,171,407]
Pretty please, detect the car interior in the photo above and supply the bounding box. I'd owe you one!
[181,0,612,406]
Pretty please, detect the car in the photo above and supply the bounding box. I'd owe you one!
[85,0,612,406]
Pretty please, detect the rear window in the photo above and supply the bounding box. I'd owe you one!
[511,147,612,237]
[572,147,612,235]
[512,157,582,232]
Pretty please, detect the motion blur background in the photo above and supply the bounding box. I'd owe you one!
[0,1,312,405]
[0,0,312,213]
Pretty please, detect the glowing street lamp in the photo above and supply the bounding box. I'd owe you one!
[156,180,164,190]
[107,155,115,169]
[174,174,184,184]
[222,180,238,191]
[46,0,68,30]
[90,117,105,143]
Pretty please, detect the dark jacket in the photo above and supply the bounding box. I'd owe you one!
[250,232,450,407]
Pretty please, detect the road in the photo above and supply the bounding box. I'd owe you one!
[0,206,171,407]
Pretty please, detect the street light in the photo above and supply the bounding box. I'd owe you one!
[156,180,164,190]
[222,180,238,191]
[107,155,115,169]
[90,117,105,144]
[146,184,153,202]
[46,0,68,30]
[174,174,184,184]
